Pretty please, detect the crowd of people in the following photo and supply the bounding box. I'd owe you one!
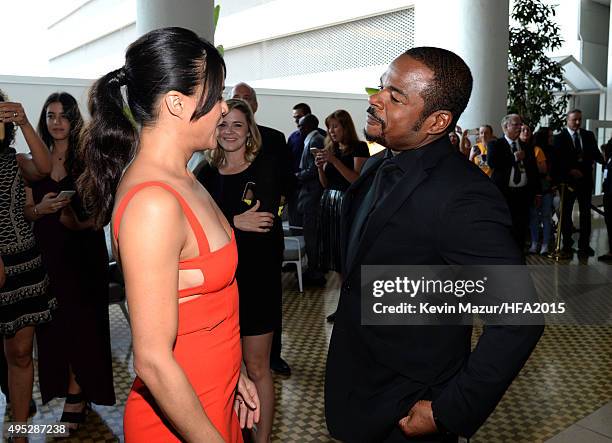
[447,110,611,260]
[0,25,610,443]
[1,88,115,443]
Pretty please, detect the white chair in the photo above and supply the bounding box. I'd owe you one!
[282,222,307,293]
[108,261,130,325]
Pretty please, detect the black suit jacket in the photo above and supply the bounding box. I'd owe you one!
[487,137,540,196]
[258,124,296,198]
[296,131,325,214]
[325,137,543,442]
[604,158,612,194]
[552,128,603,187]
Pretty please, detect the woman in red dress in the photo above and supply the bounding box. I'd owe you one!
[77,27,259,442]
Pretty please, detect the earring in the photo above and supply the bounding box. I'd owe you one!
[246,136,252,148]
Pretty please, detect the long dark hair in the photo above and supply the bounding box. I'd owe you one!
[0,89,16,155]
[77,27,226,228]
[324,109,361,155]
[37,92,84,178]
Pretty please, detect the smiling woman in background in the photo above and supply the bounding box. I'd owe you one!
[198,98,282,443]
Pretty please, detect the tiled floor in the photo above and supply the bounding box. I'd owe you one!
[545,401,612,442]
[1,217,611,442]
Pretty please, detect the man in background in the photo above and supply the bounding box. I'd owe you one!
[552,109,604,257]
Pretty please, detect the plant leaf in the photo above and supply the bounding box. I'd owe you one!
[213,4,221,31]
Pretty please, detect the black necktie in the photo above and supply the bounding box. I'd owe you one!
[573,132,582,154]
[346,157,401,260]
[511,141,521,184]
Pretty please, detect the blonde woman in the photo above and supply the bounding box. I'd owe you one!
[198,99,282,443]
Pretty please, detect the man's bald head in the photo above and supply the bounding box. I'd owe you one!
[231,82,258,113]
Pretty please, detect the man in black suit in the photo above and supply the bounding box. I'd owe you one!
[487,114,540,250]
[325,47,543,442]
[296,114,326,284]
[552,109,604,256]
[231,82,293,376]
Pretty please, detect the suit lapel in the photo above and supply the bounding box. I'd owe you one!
[344,139,453,276]
[341,155,385,274]
[345,158,428,276]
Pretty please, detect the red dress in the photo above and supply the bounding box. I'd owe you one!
[114,181,242,443]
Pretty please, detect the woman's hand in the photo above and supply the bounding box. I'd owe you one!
[314,154,327,169]
[233,200,274,233]
[0,101,28,127]
[234,371,260,429]
[316,148,336,166]
[1,101,51,179]
[37,192,71,215]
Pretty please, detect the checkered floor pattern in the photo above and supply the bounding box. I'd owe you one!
[1,229,611,442]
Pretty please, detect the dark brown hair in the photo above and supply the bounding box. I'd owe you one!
[324,109,361,155]
[37,92,84,178]
[77,27,226,228]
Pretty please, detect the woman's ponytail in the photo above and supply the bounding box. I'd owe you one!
[77,27,226,229]
[77,67,137,229]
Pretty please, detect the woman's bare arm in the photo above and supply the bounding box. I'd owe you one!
[0,101,52,181]
[118,187,224,443]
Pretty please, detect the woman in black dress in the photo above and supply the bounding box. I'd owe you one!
[198,99,281,443]
[25,92,115,430]
[0,91,56,442]
[315,109,369,271]
[314,110,369,322]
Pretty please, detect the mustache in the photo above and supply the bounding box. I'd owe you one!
[366,107,385,128]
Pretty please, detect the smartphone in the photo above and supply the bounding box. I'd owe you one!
[241,182,256,206]
[468,128,479,136]
[56,190,76,200]
[310,147,323,155]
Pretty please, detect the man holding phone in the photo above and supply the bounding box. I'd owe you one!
[296,114,326,285]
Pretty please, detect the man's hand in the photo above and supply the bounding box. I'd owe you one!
[398,400,437,437]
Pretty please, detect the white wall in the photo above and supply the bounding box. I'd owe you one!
[216,0,414,49]
[0,76,92,153]
[578,0,610,119]
[245,88,370,138]
[0,76,369,153]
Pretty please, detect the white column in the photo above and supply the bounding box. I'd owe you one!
[136,0,215,43]
[605,4,612,131]
[414,0,509,132]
